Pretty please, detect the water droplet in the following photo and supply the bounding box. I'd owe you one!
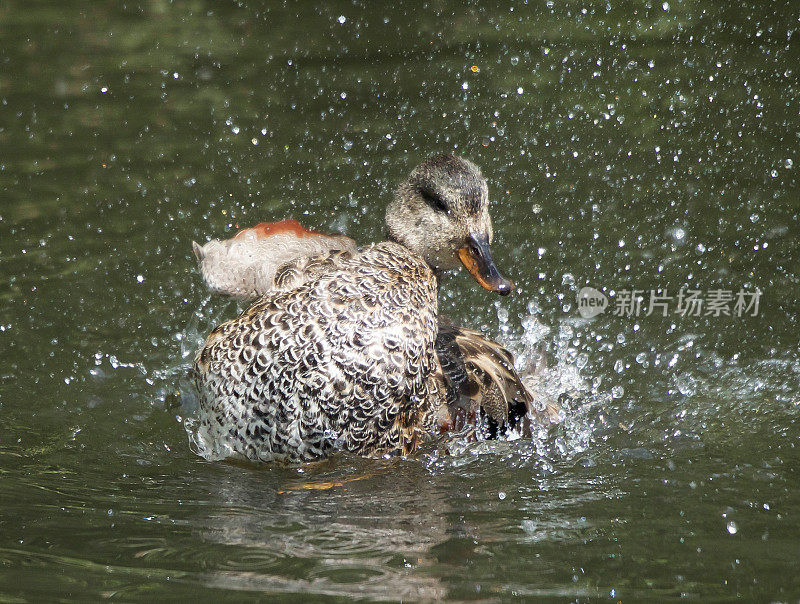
[662,1,670,10]
[727,521,738,535]
[337,15,346,24]
[785,158,794,169]
[521,519,535,532]
[611,385,624,399]
[669,227,686,241]
[497,306,509,324]
[498,491,506,500]
[675,372,697,396]
[510,56,519,65]
[461,81,469,90]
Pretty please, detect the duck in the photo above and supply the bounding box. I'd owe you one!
[191,154,558,463]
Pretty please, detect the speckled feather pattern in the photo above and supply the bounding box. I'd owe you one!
[193,242,443,462]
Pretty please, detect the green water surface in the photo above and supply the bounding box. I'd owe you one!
[1,0,799,600]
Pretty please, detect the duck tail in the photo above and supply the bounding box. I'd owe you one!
[192,241,205,261]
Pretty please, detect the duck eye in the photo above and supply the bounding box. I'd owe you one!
[419,188,450,214]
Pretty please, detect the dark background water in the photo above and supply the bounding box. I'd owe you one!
[1,0,798,600]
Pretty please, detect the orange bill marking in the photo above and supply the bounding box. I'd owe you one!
[457,247,494,292]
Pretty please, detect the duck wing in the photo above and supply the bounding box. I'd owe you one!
[192,219,357,299]
[434,324,560,437]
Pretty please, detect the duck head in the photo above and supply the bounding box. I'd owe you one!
[386,154,514,295]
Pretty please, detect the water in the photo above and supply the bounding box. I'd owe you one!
[1,1,799,599]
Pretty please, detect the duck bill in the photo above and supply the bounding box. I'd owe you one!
[457,234,514,296]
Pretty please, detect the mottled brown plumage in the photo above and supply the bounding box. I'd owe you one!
[192,154,557,463]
